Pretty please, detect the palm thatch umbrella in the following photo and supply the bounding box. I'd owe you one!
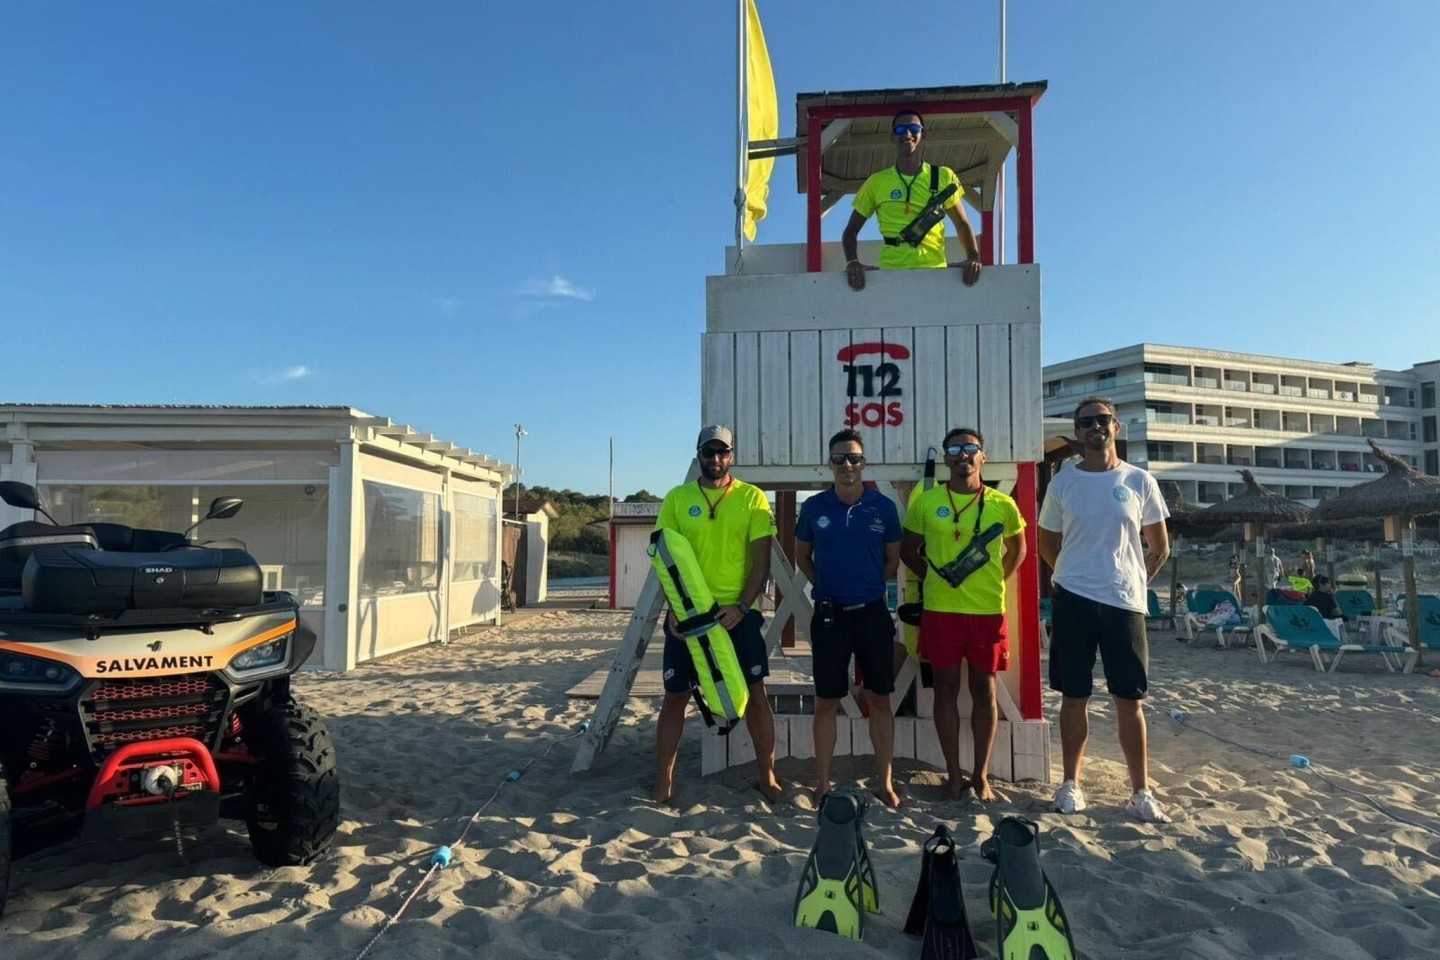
[1314,439,1440,659]
[1193,470,1312,623]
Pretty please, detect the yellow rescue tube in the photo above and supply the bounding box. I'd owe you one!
[649,529,750,731]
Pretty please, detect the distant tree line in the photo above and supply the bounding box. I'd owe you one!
[504,484,661,555]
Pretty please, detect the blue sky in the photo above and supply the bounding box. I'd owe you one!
[3,2,1437,497]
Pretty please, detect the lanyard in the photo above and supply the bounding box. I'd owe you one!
[945,485,985,542]
[895,164,923,213]
[696,478,734,520]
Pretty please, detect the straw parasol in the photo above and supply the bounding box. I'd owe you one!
[1315,439,1440,658]
[1193,470,1312,622]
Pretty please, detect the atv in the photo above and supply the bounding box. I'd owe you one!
[0,480,340,917]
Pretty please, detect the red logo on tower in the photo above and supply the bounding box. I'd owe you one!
[839,342,908,428]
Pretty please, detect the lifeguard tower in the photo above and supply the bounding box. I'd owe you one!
[575,76,1050,783]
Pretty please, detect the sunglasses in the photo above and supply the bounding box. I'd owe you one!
[1075,414,1115,429]
[829,453,865,466]
[945,443,982,457]
[698,446,732,460]
[893,123,924,136]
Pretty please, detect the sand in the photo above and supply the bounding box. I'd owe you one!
[5,607,1440,959]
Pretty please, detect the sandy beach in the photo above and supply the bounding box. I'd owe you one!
[5,606,1439,960]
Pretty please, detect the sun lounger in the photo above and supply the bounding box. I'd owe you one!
[1256,604,1402,672]
[1385,597,1440,674]
[1181,589,1254,648]
[1335,589,1378,620]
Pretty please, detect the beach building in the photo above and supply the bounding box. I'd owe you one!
[0,404,514,671]
[606,501,662,610]
[503,497,558,606]
[1042,345,1440,505]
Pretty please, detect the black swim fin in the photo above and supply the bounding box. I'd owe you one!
[980,816,1076,960]
[907,824,981,959]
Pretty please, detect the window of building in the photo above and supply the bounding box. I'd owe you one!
[1424,416,1438,444]
[1423,381,1436,409]
[453,492,499,581]
[361,480,441,597]
[42,483,330,601]
[1426,450,1439,476]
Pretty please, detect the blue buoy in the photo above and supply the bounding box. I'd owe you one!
[1290,755,1311,769]
[505,770,521,782]
[431,845,453,868]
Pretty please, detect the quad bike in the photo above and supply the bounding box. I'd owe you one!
[0,481,340,917]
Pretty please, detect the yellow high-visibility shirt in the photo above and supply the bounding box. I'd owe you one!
[852,163,963,270]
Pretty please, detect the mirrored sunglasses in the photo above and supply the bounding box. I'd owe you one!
[829,453,865,466]
[893,122,923,136]
[945,443,982,457]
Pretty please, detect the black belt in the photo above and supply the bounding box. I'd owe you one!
[837,600,883,612]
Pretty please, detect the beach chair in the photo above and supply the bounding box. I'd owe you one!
[1386,597,1440,674]
[1395,594,1440,619]
[1256,604,1400,673]
[1335,588,1378,620]
[1145,589,1172,629]
[1181,589,1253,647]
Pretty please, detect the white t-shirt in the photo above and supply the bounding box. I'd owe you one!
[1038,461,1169,613]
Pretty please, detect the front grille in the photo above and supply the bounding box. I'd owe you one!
[82,675,229,755]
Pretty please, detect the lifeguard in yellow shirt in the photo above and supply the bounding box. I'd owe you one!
[840,110,983,291]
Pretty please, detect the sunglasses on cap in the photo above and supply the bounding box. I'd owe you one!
[1075,413,1115,429]
[698,446,732,460]
[829,453,865,466]
[893,122,923,136]
[944,443,982,457]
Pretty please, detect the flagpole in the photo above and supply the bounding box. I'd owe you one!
[735,0,747,254]
[995,0,1007,265]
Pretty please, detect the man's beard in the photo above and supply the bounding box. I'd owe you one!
[701,461,728,482]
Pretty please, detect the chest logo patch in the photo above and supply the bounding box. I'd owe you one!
[816,515,832,529]
[688,505,702,517]
[937,506,951,518]
[889,188,903,200]
[1112,486,1132,503]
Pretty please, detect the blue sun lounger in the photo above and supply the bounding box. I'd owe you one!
[1256,604,1402,673]
[1386,597,1440,674]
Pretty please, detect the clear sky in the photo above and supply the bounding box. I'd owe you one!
[4,2,1437,497]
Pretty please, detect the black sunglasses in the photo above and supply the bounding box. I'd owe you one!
[698,446,732,460]
[944,443,982,457]
[893,123,923,136]
[829,453,865,466]
[1075,414,1115,429]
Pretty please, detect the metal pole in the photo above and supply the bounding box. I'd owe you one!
[735,0,747,253]
[994,0,1007,265]
[514,424,527,519]
[609,436,615,519]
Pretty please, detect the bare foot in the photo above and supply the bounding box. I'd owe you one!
[1429,668,1440,678]
[970,776,997,803]
[649,777,675,805]
[874,784,902,809]
[755,777,786,804]
[943,775,968,801]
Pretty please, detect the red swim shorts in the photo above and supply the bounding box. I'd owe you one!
[918,611,1009,673]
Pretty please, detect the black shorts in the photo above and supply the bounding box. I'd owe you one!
[810,601,897,699]
[1047,585,1149,700]
[662,609,769,694]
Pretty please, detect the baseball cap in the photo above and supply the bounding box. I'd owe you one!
[696,425,734,449]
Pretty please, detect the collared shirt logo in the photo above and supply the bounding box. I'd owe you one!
[816,515,832,529]
[937,506,951,518]
[890,188,903,200]
[1113,486,1132,502]
[688,505,702,516]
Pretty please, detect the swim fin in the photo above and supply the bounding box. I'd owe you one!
[980,816,1077,960]
[906,824,981,959]
[831,787,879,915]
[793,790,869,939]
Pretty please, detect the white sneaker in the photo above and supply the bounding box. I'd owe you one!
[1126,789,1173,824]
[1052,779,1087,814]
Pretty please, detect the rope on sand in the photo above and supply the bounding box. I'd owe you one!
[351,719,592,960]
[1166,709,1440,839]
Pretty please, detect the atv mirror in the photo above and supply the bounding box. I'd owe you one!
[0,480,43,511]
[0,480,61,525]
[206,497,244,521]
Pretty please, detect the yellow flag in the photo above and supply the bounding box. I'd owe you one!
[743,0,778,242]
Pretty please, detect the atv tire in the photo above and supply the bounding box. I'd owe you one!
[244,701,340,867]
[0,759,12,918]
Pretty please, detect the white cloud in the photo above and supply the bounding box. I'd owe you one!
[262,365,312,385]
[517,274,595,302]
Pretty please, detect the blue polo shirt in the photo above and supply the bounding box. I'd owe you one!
[796,487,902,605]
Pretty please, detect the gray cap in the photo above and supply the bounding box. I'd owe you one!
[696,425,734,449]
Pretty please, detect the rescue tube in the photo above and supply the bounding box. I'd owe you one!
[649,528,750,732]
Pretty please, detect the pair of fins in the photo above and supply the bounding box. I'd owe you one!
[792,788,879,939]
[906,817,1076,960]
